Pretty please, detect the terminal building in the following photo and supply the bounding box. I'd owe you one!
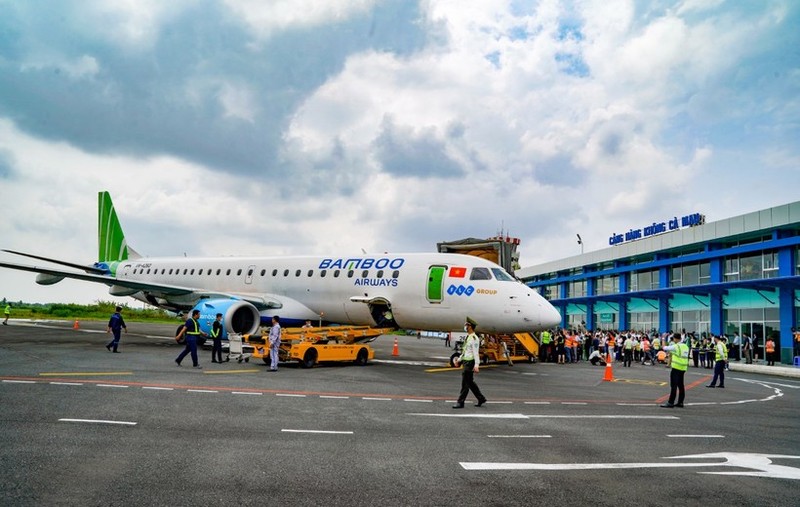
[518,201,800,364]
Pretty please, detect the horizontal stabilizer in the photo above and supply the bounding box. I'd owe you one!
[2,249,107,274]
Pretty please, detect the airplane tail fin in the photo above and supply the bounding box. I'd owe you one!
[97,191,139,262]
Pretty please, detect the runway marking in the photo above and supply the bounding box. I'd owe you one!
[233,391,262,396]
[460,452,800,480]
[363,397,392,401]
[612,378,667,386]
[2,380,36,384]
[561,402,587,405]
[276,393,306,398]
[97,384,129,388]
[142,387,173,391]
[616,403,654,407]
[39,372,133,376]
[375,359,445,367]
[404,398,433,403]
[319,395,349,399]
[488,435,552,438]
[59,418,137,426]
[282,429,353,435]
[667,435,724,438]
[720,400,758,405]
[203,369,260,374]
[188,389,218,393]
[49,382,83,386]
[424,365,498,373]
[411,413,529,419]
[524,402,551,405]
[487,401,513,405]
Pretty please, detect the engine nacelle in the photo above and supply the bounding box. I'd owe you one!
[192,299,260,341]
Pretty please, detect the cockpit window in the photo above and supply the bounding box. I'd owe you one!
[491,268,515,281]
[469,267,492,280]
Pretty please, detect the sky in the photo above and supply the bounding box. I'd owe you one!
[0,0,798,305]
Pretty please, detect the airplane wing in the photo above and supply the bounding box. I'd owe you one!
[2,249,107,274]
[0,260,281,310]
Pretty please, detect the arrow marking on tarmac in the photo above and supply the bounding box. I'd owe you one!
[460,453,800,480]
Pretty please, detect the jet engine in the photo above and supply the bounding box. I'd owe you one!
[191,299,260,344]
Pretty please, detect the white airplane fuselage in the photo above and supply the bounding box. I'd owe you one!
[115,252,560,334]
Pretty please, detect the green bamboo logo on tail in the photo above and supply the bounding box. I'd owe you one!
[97,191,130,263]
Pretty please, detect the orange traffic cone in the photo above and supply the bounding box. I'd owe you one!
[392,337,399,357]
[73,320,80,330]
[603,353,614,381]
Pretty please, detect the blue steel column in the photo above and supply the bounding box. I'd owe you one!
[618,271,629,331]
[709,257,724,335]
[658,266,670,333]
[586,277,596,332]
[778,246,796,364]
[559,281,568,329]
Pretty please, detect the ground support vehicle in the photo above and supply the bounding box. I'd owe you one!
[449,332,539,367]
[245,326,391,368]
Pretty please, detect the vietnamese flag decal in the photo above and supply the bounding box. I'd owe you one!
[449,266,467,278]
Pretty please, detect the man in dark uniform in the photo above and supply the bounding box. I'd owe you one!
[105,306,127,353]
[452,317,487,409]
[175,309,208,368]
[210,313,224,363]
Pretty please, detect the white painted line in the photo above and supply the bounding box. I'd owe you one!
[524,402,551,405]
[59,418,137,426]
[49,382,83,386]
[667,435,724,438]
[319,395,349,399]
[97,384,129,388]
[410,413,529,419]
[488,435,552,438]
[561,402,587,405]
[187,389,218,393]
[281,429,353,435]
[362,397,392,401]
[276,393,306,398]
[404,399,433,403]
[686,402,716,406]
[616,403,654,407]
[142,387,174,391]
[720,400,758,405]
[524,415,678,419]
[232,391,262,396]
[487,401,513,405]
[3,380,36,384]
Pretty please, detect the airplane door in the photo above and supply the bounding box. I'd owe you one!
[245,265,256,285]
[426,266,447,304]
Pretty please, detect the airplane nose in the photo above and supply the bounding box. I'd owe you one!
[542,303,562,328]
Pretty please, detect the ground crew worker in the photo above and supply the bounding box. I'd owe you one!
[765,336,776,366]
[706,335,728,388]
[210,313,224,363]
[3,303,10,325]
[651,334,661,367]
[660,333,689,408]
[105,305,127,353]
[588,349,606,366]
[623,335,634,367]
[540,329,552,362]
[175,309,207,368]
[267,315,281,372]
[452,317,486,409]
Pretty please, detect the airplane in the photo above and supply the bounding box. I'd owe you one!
[0,191,561,342]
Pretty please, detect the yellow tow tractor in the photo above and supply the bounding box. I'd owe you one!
[448,332,539,367]
[245,326,392,368]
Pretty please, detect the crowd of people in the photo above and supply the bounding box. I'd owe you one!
[536,328,783,368]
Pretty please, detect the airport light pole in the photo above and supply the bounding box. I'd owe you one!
[577,234,584,254]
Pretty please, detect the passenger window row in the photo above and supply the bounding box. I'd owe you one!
[130,267,401,279]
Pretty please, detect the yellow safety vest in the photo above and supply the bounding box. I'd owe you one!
[461,334,479,361]
[670,343,689,371]
[186,318,201,335]
[715,342,727,361]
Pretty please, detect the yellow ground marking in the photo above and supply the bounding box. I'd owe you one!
[611,378,667,386]
[203,369,261,374]
[39,372,133,376]
[425,365,498,373]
